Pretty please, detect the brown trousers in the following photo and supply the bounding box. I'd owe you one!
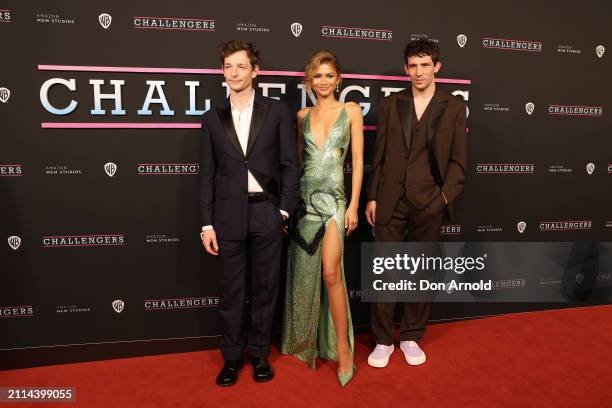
[371,194,444,345]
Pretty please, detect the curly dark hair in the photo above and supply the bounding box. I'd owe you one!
[218,40,260,68]
[403,38,440,65]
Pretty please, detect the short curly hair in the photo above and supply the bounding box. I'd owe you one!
[218,40,260,68]
[404,38,440,65]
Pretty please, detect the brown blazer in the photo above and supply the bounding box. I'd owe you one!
[366,87,467,225]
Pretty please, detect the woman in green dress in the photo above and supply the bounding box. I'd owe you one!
[281,50,364,387]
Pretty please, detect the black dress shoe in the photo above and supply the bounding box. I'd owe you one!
[250,357,274,383]
[216,358,244,387]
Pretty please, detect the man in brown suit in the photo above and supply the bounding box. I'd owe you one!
[365,39,467,367]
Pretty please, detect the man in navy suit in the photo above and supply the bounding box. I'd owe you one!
[199,40,299,387]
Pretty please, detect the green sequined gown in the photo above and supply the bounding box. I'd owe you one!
[281,106,355,369]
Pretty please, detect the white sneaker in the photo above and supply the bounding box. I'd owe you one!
[399,340,426,365]
[367,344,394,368]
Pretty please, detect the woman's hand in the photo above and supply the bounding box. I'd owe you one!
[345,204,359,236]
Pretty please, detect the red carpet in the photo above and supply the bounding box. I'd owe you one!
[2,305,612,407]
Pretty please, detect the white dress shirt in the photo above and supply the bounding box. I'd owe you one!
[232,91,264,194]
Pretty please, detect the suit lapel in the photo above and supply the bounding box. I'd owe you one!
[217,105,244,157]
[426,89,449,186]
[246,96,270,157]
[396,91,413,158]
[427,89,448,150]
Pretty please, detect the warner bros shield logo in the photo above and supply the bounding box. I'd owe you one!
[517,221,527,234]
[104,162,117,177]
[0,87,10,103]
[457,34,467,48]
[596,45,605,58]
[586,163,595,175]
[525,102,535,115]
[8,235,21,250]
[112,300,125,314]
[291,22,303,37]
[99,13,112,29]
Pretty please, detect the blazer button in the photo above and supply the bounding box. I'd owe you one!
[244,159,248,164]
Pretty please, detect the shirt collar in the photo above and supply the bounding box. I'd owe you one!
[230,90,255,112]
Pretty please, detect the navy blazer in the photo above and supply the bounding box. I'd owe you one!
[199,93,299,240]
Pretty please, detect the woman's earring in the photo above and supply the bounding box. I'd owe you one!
[336,84,339,92]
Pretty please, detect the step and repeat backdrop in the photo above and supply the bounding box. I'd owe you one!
[1,1,610,365]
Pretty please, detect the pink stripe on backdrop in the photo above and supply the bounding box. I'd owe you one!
[321,25,392,32]
[144,297,213,301]
[144,306,214,310]
[0,306,33,309]
[321,35,392,42]
[0,174,22,177]
[539,220,591,224]
[482,46,541,52]
[0,315,33,318]
[540,228,592,231]
[133,17,214,22]
[484,37,543,44]
[38,65,222,74]
[547,113,602,116]
[344,73,471,84]
[42,123,201,129]
[37,65,471,84]
[42,123,379,130]
[549,105,603,109]
[259,70,304,77]
[42,234,123,238]
[43,243,125,247]
[134,27,215,31]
